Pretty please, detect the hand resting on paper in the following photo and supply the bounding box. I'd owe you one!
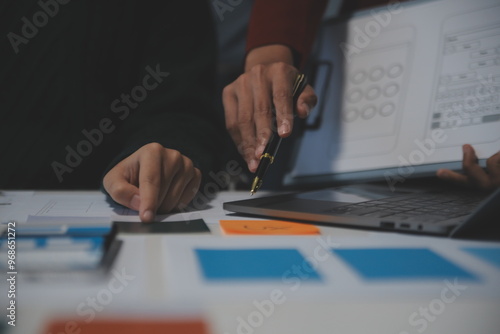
[103,143,202,223]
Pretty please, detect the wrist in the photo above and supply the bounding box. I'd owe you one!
[245,44,295,72]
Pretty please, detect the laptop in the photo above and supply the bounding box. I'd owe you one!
[223,0,500,240]
[223,184,500,240]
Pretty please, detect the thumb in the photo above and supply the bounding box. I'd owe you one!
[296,85,317,119]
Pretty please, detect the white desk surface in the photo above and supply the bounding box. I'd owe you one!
[1,190,499,334]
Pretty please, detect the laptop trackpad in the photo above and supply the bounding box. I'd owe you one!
[260,186,415,212]
[293,186,408,203]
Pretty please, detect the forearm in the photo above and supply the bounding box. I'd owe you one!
[246,0,328,69]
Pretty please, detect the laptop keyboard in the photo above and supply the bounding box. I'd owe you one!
[328,192,484,223]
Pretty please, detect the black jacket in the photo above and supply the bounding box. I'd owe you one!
[0,0,223,189]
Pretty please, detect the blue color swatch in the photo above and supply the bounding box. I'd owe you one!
[14,225,111,236]
[195,248,322,282]
[462,247,500,269]
[332,248,478,281]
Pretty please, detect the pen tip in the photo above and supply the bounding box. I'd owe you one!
[250,177,261,196]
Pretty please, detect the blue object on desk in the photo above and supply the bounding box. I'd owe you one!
[0,236,105,251]
[14,225,111,236]
[333,248,478,281]
[195,248,322,282]
[461,247,500,269]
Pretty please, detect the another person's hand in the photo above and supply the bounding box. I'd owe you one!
[436,144,500,190]
[103,143,202,222]
[223,45,317,172]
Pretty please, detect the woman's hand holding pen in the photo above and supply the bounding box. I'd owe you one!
[223,45,317,172]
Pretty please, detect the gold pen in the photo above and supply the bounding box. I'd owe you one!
[250,73,308,195]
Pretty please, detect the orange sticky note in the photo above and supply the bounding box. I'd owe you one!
[220,220,320,235]
[42,318,209,334]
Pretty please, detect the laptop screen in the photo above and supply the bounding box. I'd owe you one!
[285,0,500,188]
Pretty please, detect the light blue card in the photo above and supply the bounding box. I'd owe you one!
[332,248,478,281]
[195,248,322,282]
[462,247,500,269]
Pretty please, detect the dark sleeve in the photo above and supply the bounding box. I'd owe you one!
[245,0,328,69]
[103,1,224,183]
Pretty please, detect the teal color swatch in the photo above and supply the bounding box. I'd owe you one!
[333,248,478,281]
[462,247,500,269]
[195,248,322,282]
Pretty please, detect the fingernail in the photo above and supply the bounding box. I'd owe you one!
[142,210,155,223]
[279,121,290,136]
[463,145,471,154]
[302,103,311,117]
[256,144,266,157]
[260,135,268,147]
[249,159,258,172]
[130,194,141,211]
